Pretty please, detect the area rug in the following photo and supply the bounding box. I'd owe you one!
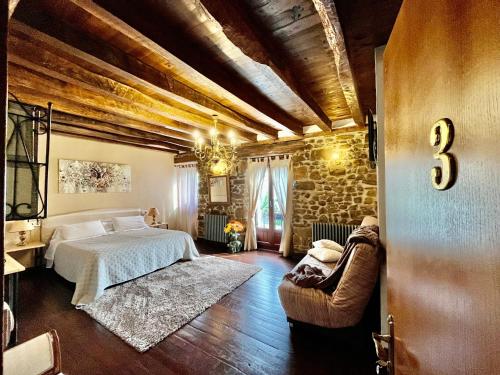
[81,256,261,352]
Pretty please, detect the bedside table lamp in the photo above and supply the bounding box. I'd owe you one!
[8,221,34,246]
[147,207,160,225]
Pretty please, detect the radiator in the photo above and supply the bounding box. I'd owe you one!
[312,222,359,246]
[204,214,228,243]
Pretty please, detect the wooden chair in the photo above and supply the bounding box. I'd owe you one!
[3,303,62,375]
[4,330,62,375]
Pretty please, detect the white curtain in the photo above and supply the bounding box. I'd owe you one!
[175,164,198,239]
[270,157,293,257]
[244,159,267,251]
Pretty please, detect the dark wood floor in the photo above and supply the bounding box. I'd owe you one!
[18,242,377,375]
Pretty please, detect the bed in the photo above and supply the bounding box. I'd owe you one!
[42,208,199,306]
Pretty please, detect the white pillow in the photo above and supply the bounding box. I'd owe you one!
[361,216,378,226]
[101,220,115,233]
[112,215,147,231]
[312,239,344,253]
[49,228,63,242]
[308,247,342,263]
[60,220,107,241]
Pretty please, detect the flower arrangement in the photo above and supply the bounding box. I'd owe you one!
[224,220,244,235]
[224,220,244,253]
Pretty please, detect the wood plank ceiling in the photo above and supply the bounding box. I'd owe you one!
[7,0,401,153]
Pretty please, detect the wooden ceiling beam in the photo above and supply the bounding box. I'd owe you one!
[199,0,332,132]
[52,127,178,154]
[11,11,278,139]
[7,28,258,142]
[51,112,192,149]
[8,63,258,144]
[8,63,194,133]
[68,0,304,134]
[8,101,190,148]
[311,0,364,126]
[7,39,257,142]
[51,114,191,152]
[51,123,183,153]
[7,86,197,143]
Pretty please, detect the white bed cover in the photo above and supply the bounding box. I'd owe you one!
[46,228,199,306]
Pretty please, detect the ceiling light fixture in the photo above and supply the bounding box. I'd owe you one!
[193,115,237,175]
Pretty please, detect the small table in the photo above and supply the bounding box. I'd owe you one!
[149,223,169,229]
[4,254,26,346]
[5,241,46,267]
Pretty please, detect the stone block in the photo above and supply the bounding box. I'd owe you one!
[295,181,315,190]
[318,215,329,222]
[294,166,308,180]
[329,168,346,176]
[363,176,377,185]
[235,207,244,220]
[303,214,317,220]
[310,171,322,180]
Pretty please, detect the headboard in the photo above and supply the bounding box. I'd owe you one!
[41,208,145,244]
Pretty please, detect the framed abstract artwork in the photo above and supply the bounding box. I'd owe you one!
[58,159,131,193]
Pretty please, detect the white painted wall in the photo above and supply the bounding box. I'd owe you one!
[47,134,177,224]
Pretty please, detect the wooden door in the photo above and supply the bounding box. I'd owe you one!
[384,0,500,373]
[256,167,282,250]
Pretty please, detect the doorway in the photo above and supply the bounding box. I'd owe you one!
[255,167,283,250]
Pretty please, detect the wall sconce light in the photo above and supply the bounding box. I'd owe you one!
[330,151,341,162]
[327,149,344,169]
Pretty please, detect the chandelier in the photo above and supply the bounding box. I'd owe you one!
[193,115,237,175]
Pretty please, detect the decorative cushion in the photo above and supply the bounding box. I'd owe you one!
[111,216,147,232]
[308,247,342,263]
[361,216,378,227]
[312,239,344,253]
[60,220,107,241]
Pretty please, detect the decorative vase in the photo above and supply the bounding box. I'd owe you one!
[227,232,242,253]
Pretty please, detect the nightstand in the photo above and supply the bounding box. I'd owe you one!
[5,241,46,267]
[149,223,169,229]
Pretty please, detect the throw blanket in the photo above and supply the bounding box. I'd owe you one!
[285,225,379,292]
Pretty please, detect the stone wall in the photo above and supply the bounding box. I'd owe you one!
[194,129,377,253]
[291,131,377,252]
[197,158,248,239]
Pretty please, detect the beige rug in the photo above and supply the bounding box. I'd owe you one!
[82,256,261,352]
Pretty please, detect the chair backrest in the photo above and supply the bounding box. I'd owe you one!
[4,329,62,375]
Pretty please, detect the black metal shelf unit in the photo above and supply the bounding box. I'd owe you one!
[6,95,51,221]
